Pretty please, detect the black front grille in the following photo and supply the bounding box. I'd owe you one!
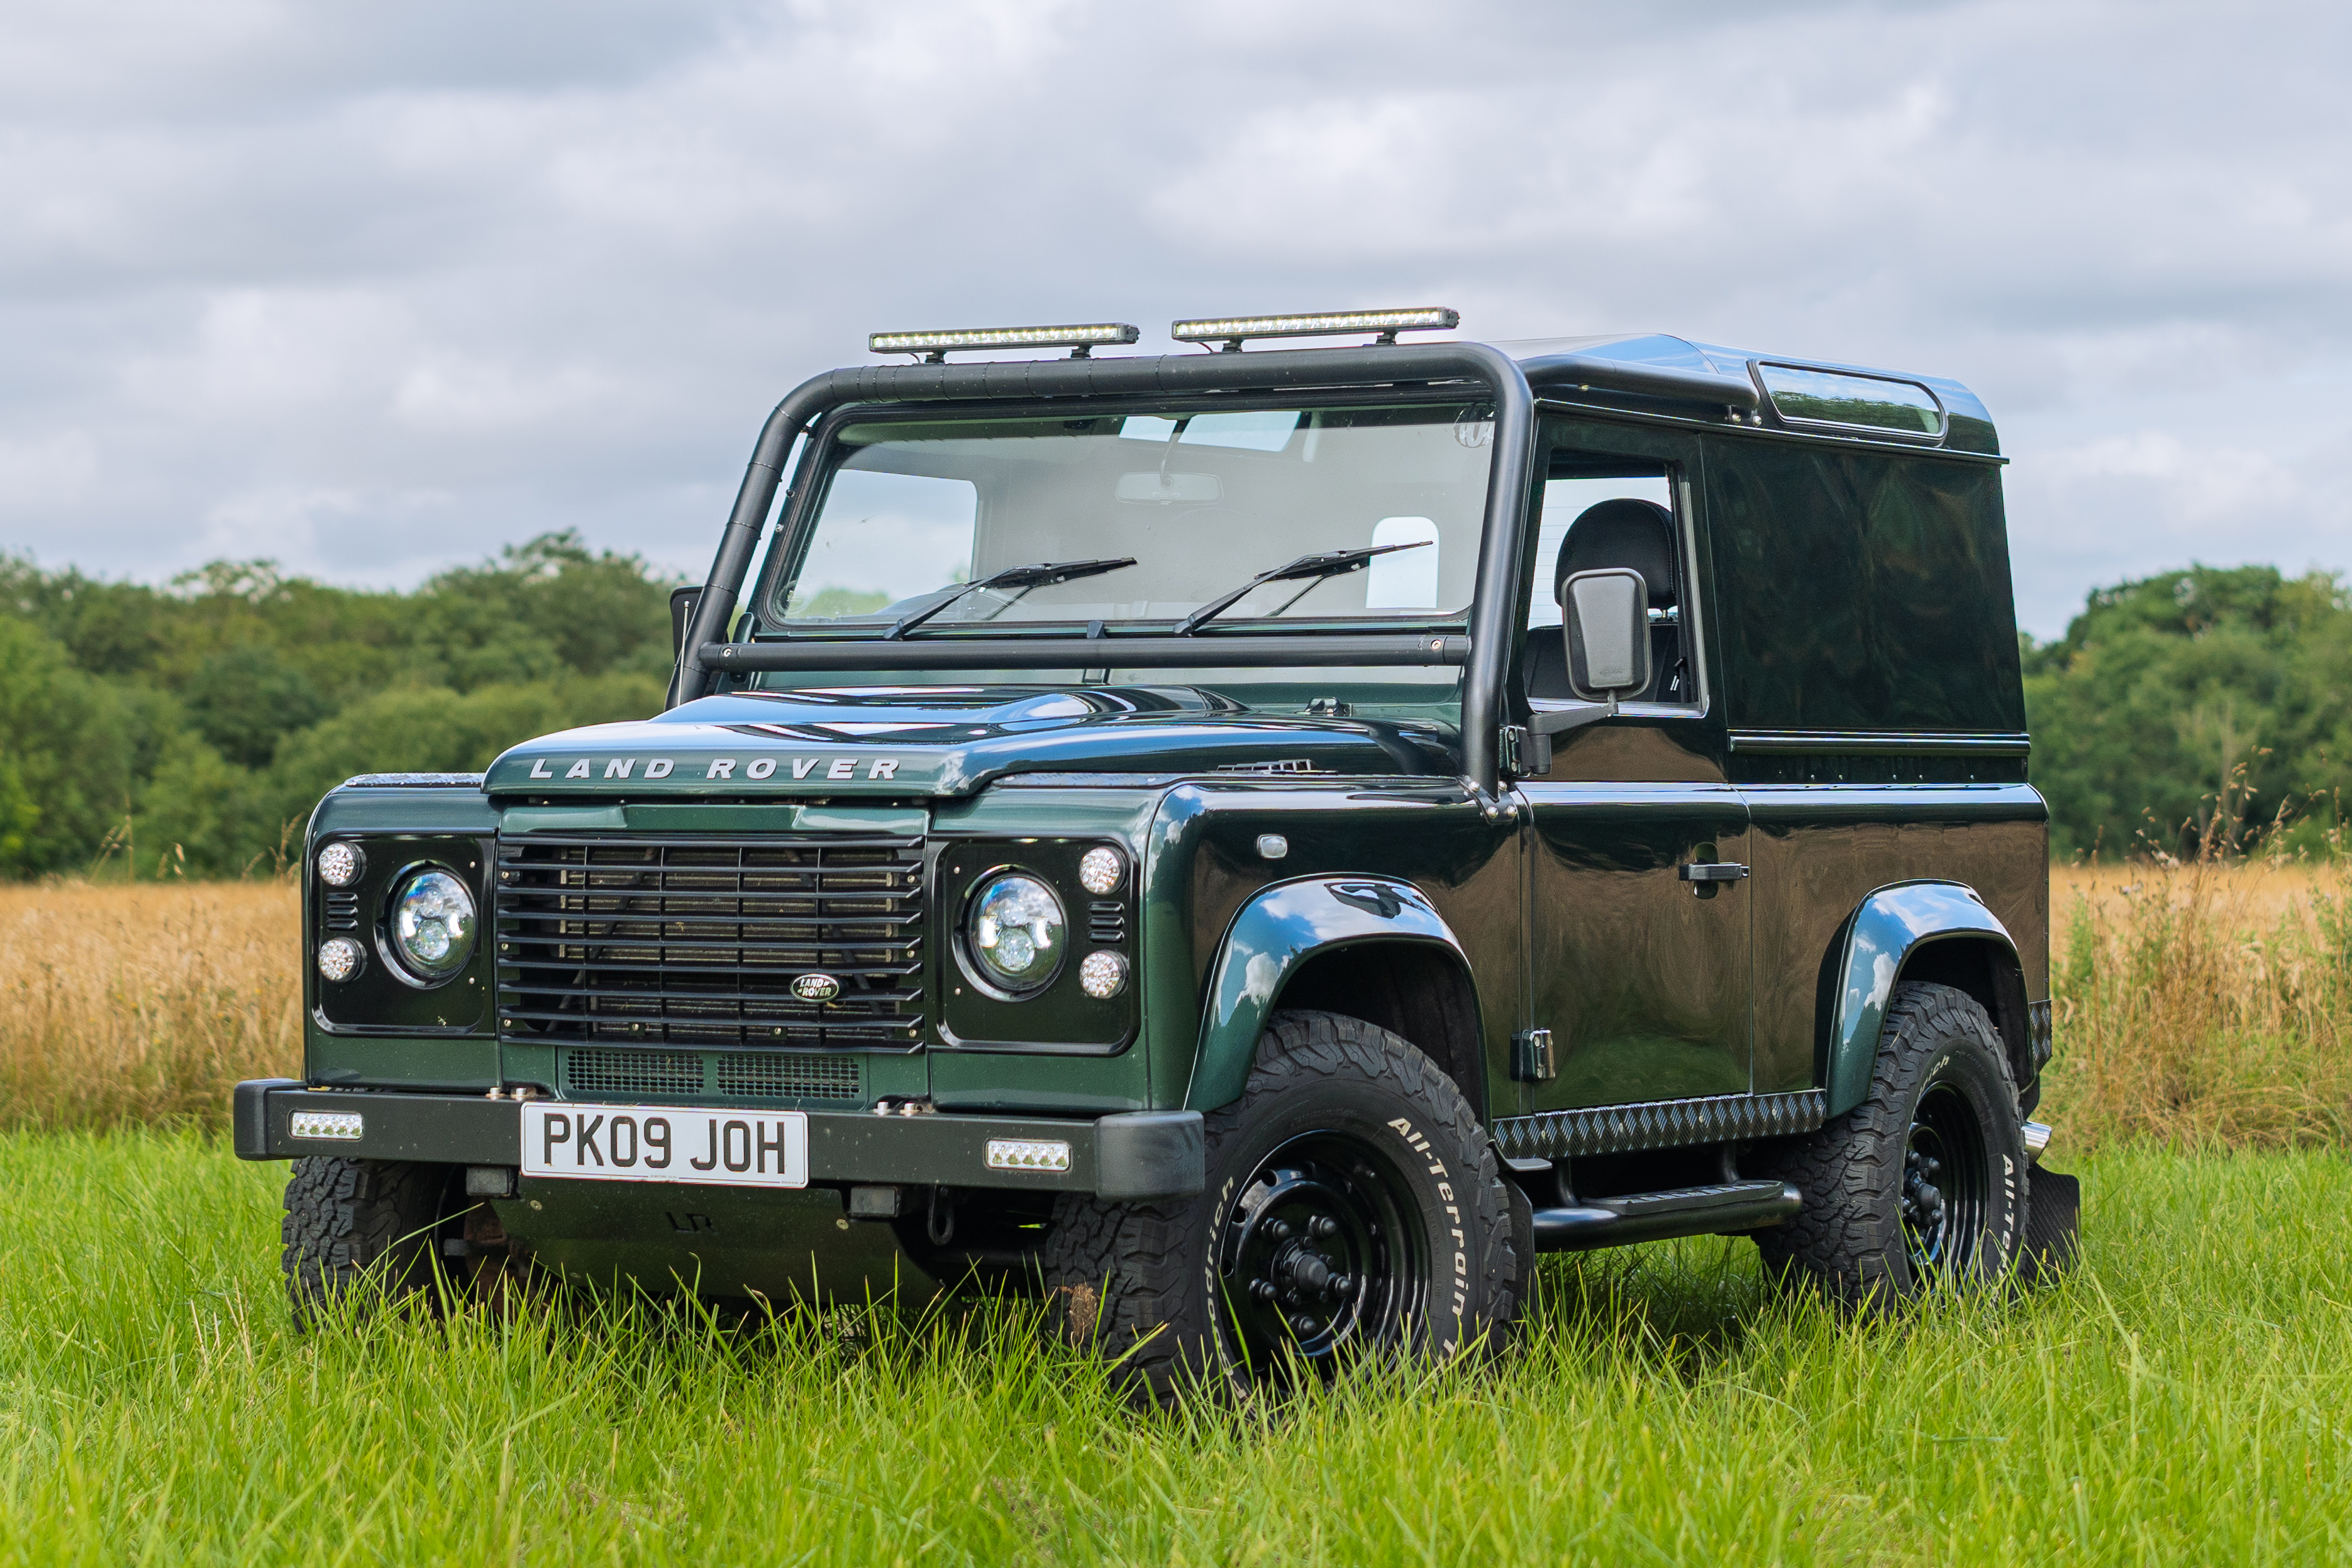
[561,1047,861,1101]
[323,890,360,931]
[495,832,925,1049]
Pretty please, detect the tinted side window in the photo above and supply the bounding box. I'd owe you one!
[1705,442,2024,732]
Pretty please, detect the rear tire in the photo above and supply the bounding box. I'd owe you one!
[1754,982,2026,1307]
[1042,1010,1523,1405]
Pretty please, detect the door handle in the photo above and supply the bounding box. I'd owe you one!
[1678,862,1750,882]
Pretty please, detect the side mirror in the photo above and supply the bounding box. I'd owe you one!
[1562,568,1651,710]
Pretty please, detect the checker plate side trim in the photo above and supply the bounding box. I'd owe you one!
[1494,1090,1826,1160]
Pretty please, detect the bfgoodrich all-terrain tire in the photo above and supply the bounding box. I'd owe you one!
[1041,1010,1524,1405]
[1754,981,2026,1307]
[281,1157,462,1327]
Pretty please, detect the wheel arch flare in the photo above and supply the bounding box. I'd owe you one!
[1823,880,2032,1117]
[1185,875,1478,1113]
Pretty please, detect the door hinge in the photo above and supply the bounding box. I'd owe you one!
[1500,724,1551,778]
[1511,1028,1557,1083]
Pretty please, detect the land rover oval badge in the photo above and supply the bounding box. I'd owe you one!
[792,973,841,1003]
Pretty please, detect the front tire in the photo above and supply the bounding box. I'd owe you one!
[1755,982,2026,1306]
[282,1157,496,1327]
[1043,1010,1524,1405]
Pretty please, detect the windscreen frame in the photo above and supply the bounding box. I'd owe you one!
[746,387,1505,643]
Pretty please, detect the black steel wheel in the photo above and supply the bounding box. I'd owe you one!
[1753,981,2026,1307]
[1219,1132,1427,1375]
[1041,1010,1526,1406]
[1901,1081,1991,1274]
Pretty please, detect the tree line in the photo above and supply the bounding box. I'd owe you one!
[0,533,679,878]
[0,541,2338,877]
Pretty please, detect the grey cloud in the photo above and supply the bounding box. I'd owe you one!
[0,0,2345,633]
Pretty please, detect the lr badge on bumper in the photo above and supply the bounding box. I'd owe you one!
[521,1103,808,1189]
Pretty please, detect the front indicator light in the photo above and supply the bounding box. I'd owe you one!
[317,937,364,983]
[316,841,364,887]
[967,873,1066,994]
[1079,950,1129,999]
[390,869,477,982]
[1078,846,1125,895]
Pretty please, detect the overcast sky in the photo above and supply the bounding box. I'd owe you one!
[3,0,2344,637]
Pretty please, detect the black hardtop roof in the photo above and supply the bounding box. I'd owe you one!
[833,331,1998,456]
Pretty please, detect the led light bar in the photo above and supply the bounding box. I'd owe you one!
[1170,307,1461,351]
[868,323,1141,362]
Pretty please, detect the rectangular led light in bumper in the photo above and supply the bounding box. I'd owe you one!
[1171,307,1460,350]
[985,1137,1072,1173]
[290,1110,363,1141]
[869,323,1141,360]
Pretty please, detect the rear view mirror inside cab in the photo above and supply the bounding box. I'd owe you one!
[1116,472,1222,504]
[1563,568,1651,709]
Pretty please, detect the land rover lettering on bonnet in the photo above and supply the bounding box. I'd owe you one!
[241,307,2075,1406]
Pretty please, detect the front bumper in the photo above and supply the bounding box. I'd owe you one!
[232,1079,1204,1201]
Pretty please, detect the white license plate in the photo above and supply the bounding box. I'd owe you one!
[519,1103,807,1188]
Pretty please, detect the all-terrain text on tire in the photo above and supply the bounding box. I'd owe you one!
[234,307,2072,1392]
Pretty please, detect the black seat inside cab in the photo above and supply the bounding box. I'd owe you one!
[1525,498,1687,704]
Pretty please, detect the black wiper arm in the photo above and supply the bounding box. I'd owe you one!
[1173,541,1433,636]
[884,557,1137,639]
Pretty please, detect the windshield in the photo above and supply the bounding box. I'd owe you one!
[768,403,1494,632]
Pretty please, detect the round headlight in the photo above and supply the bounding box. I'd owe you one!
[317,841,365,888]
[317,937,364,983]
[390,869,476,982]
[1077,846,1125,896]
[1078,949,1129,999]
[966,873,1066,993]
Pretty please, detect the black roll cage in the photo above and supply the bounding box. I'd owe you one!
[673,344,1543,793]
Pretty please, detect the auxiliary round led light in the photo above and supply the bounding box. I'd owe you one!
[317,937,364,983]
[316,841,364,888]
[1078,950,1129,1000]
[390,869,477,982]
[966,873,1067,994]
[1077,846,1125,896]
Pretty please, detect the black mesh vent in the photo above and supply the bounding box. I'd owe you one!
[323,891,360,932]
[496,832,925,1049]
[714,1052,860,1101]
[562,1049,704,1098]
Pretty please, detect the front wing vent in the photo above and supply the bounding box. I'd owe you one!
[496,832,925,1050]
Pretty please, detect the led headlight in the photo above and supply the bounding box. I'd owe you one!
[389,868,476,982]
[966,873,1066,994]
[1078,950,1129,999]
[316,841,364,888]
[316,937,364,983]
[1078,846,1125,896]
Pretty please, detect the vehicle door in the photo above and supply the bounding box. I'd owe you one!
[1511,419,1751,1114]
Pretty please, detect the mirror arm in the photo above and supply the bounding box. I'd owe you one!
[1530,697,1617,736]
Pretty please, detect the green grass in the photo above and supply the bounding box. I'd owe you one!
[1,1136,2347,1565]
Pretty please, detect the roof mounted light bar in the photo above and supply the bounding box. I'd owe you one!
[867,323,1141,362]
[1170,307,1460,353]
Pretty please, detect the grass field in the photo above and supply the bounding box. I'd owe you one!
[0,1134,2344,1565]
[1,872,2349,1562]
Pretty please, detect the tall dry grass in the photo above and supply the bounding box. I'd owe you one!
[0,883,299,1130]
[2039,858,2352,1149]
[1,869,2349,1147]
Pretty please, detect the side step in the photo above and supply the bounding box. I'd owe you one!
[1529,1179,1802,1253]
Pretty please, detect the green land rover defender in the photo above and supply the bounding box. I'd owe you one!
[236,310,2077,1399]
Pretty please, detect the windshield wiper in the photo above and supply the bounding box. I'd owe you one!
[1173,541,1433,636]
[883,557,1137,639]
